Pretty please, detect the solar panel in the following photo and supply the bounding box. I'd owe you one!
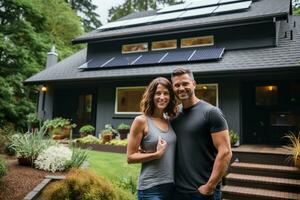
[160,49,194,63]
[157,2,192,14]
[86,56,115,68]
[123,15,155,27]
[103,54,141,67]
[189,47,225,61]
[149,10,186,23]
[186,0,220,9]
[97,20,128,30]
[133,52,168,65]
[213,1,252,14]
[219,0,241,4]
[180,6,217,19]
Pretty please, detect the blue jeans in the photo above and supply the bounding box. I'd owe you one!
[138,183,175,200]
[174,185,221,200]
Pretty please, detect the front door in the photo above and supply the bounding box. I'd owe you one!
[53,88,96,137]
[242,81,300,145]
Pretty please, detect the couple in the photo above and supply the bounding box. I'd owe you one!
[127,68,232,200]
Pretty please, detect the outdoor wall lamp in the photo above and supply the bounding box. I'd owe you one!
[41,85,47,92]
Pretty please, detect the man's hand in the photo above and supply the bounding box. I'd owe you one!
[198,183,214,195]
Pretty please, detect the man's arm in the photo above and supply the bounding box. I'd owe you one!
[198,130,232,195]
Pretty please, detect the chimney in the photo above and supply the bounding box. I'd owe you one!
[46,45,58,68]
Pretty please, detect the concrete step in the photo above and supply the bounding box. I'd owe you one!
[229,162,300,179]
[224,173,300,192]
[222,185,300,200]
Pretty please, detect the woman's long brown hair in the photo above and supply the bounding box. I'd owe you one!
[140,77,177,117]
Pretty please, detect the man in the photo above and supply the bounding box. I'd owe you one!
[171,68,232,200]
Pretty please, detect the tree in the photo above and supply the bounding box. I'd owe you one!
[108,0,183,22]
[66,0,102,32]
[0,0,83,129]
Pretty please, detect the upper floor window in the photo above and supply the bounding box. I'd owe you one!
[115,86,146,114]
[122,43,148,54]
[181,36,214,48]
[152,39,177,51]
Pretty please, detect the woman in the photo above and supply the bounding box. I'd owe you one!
[127,77,177,200]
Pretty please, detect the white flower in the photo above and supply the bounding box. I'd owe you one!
[34,145,72,172]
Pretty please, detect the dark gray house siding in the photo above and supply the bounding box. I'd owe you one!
[25,0,300,144]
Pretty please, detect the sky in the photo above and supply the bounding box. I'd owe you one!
[92,0,125,25]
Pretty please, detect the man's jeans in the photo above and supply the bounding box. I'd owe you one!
[137,183,175,200]
[174,184,221,200]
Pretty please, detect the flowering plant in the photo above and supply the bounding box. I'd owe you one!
[34,145,72,172]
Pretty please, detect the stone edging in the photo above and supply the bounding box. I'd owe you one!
[77,143,127,154]
[23,175,65,200]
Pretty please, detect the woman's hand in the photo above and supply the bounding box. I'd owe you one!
[155,136,167,158]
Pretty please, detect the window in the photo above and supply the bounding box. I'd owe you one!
[181,36,214,48]
[195,84,218,106]
[122,43,148,54]
[256,85,278,106]
[152,39,177,51]
[115,87,146,114]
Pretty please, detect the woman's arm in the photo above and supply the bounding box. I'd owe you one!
[127,116,167,164]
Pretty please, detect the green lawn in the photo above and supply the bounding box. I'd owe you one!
[87,150,140,183]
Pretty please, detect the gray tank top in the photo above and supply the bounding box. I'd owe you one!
[137,116,176,190]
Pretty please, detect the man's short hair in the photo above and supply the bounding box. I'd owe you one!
[171,68,194,80]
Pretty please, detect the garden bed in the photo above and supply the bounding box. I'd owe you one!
[77,143,127,154]
[0,155,64,200]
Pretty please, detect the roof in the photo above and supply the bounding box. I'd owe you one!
[24,15,300,85]
[72,0,291,44]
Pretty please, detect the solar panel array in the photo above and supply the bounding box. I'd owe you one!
[98,0,252,31]
[81,47,225,70]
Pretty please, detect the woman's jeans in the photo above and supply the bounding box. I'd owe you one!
[137,183,175,200]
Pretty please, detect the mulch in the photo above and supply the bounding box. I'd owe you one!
[0,155,64,200]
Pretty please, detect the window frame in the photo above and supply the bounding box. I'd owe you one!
[122,42,148,54]
[151,39,177,51]
[115,86,146,114]
[181,35,214,48]
[195,83,219,107]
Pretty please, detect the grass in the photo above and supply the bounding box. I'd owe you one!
[87,150,140,182]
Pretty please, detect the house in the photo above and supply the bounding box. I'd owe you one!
[25,0,300,144]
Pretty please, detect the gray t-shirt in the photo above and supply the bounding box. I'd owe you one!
[138,116,177,190]
[171,100,228,193]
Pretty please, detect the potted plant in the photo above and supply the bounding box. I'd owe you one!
[117,123,130,140]
[104,124,118,139]
[285,132,300,168]
[43,117,76,140]
[229,130,240,147]
[79,125,95,137]
[26,113,41,131]
[101,129,113,144]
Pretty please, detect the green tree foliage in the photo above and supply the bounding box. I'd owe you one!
[108,0,183,22]
[0,0,83,129]
[66,0,102,32]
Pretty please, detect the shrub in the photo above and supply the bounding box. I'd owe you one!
[9,125,56,166]
[0,124,17,154]
[34,145,72,172]
[284,132,300,166]
[76,135,100,144]
[40,169,134,200]
[66,148,89,168]
[0,157,7,179]
[107,139,128,146]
